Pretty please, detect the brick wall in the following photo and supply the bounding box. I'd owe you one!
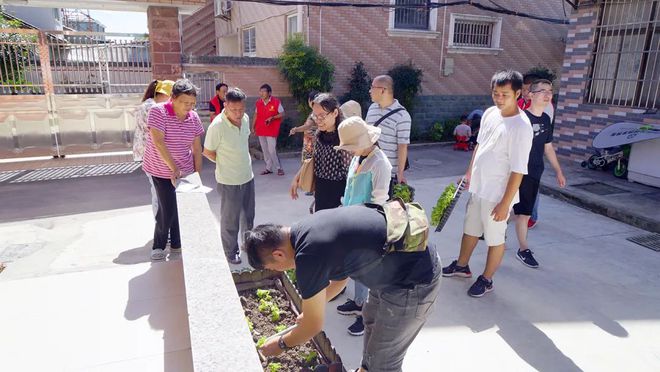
[307,0,567,96]
[554,4,660,163]
[148,6,183,80]
[412,94,492,131]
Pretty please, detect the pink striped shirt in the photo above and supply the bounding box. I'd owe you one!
[142,102,204,179]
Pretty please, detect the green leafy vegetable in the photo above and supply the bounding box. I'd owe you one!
[246,317,253,333]
[301,350,318,366]
[256,289,272,300]
[270,305,281,322]
[267,362,282,372]
[274,324,287,333]
[431,183,457,226]
[393,183,415,203]
[256,336,267,348]
[258,299,272,314]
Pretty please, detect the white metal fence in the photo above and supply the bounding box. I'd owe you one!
[0,29,151,95]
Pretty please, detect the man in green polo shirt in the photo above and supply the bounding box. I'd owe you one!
[203,87,255,265]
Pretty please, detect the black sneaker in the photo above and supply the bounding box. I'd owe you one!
[329,287,346,302]
[228,253,242,265]
[468,275,493,297]
[347,316,364,336]
[516,249,539,268]
[442,260,472,278]
[337,299,363,316]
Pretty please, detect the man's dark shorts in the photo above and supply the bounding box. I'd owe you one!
[513,176,540,216]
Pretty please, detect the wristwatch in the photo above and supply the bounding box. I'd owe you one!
[278,335,290,351]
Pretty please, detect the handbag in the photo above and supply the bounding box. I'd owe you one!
[298,157,315,192]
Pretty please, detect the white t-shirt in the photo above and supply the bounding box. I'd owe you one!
[469,106,534,204]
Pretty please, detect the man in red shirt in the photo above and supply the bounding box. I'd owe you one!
[252,83,285,175]
[209,82,228,123]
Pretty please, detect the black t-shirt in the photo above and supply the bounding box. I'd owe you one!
[524,110,554,180]
[290,205,436,299]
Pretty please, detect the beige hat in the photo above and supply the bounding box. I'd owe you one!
[340,100,362,119]
[155,80,175,96]
[334,116,381,152]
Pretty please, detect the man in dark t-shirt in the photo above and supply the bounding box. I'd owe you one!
[245,205,441,372]
[514,79,567,269]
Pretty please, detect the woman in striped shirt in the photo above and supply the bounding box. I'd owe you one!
[142,79,205,261]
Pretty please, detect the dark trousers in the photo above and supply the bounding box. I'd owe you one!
[151,176,181,250]
[314,177,346,212]
[217,179,255,257]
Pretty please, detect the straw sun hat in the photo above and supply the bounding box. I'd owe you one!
[155,80,175,96]
[334,116,381,152]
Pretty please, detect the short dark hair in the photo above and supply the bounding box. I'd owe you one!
[225,87,247,103]
[530,79,553,92]
[307,89,320,102]
[244,224,286,270]
[216,82,228,91]
[523,73,540,85]
[460,114,468,122]
[172,79,198,97]
[260,84,272,93]
[491,70,523,92]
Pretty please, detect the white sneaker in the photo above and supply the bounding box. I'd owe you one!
[151,249,166,261]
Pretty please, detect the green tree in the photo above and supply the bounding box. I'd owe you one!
[387,61,423,112]
[340,61,371,117]
[0,15,38,93]
[278,35,334,119]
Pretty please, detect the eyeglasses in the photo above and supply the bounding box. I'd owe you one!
[311,111,332,122]
[531,89,553,96]
[370,85,387,90]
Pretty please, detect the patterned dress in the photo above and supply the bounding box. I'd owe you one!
[133,98,156,161]
[313,130,352,211]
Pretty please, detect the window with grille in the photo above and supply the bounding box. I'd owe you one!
[587,0,660,109]
[242,27,256,57]
[448,13,502,51]
[394,0,430,30]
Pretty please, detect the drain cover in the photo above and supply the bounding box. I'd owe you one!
[627,233,660,252]
[573,182,628,195]
[8,162,142,183]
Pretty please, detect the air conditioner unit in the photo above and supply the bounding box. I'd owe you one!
[215,0,232,19]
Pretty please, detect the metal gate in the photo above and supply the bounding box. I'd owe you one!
[0,28,151,158]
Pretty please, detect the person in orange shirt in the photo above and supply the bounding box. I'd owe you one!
[252,84,285,176]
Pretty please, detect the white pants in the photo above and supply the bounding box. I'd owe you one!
[258,136,281,171]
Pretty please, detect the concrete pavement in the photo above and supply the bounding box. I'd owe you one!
[1,146,659,371]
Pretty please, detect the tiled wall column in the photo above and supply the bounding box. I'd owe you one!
[148,6,183,81]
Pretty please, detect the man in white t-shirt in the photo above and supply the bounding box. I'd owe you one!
[442,70,533,298]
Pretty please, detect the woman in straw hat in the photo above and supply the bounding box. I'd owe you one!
[333,115,392,337]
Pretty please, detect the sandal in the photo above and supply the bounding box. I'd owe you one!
[260,170,273,175]
[277,169,285,176]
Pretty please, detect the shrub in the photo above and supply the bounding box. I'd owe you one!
[278,36,334,119]
[387,61,423,112]
[277,117,302,150]
[340,61,371,117]
[430,118,461,141]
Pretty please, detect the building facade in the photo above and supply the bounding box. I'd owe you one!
[195,0,568,129]
[554,0,659,162]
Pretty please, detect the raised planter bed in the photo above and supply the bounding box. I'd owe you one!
[233,270,346,372]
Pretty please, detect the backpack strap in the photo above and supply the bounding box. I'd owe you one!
[373,108,405,127]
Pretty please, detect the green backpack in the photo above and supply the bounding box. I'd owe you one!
[368,198,430,254]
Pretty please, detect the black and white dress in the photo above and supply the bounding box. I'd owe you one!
[313,130,352,211]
